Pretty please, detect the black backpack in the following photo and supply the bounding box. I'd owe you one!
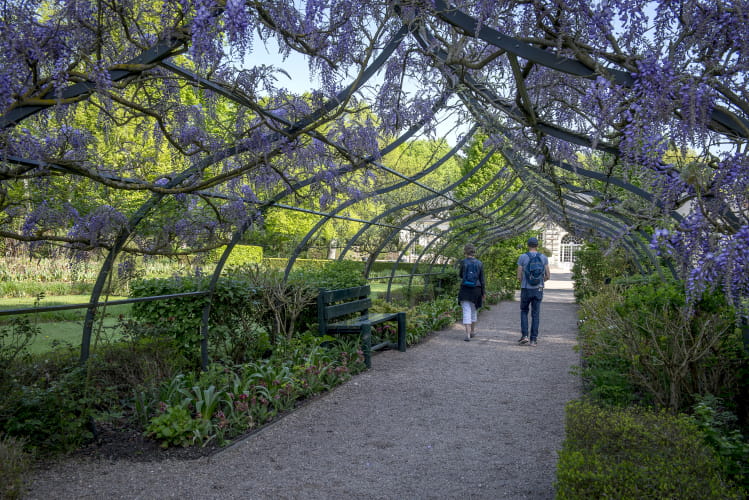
[524,252,545,287]
[462,258,480,287]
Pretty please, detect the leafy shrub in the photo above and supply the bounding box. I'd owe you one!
[571,242,636,302]
[130,262,362,361]
[144,335,365,448]
[130,274,272,363]
[86,335,186,403]
[556,400,742,499]
[129,275,210,362]
[0,433,32,500]
[0,365,95,453]
[0,316,39,379]
[577,282,744,412]
[402,296,461,345]
[146,405,207,448]
[575,288,639,407]
[691,395,749,493]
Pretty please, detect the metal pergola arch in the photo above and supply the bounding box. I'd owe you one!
[1,1,746,366]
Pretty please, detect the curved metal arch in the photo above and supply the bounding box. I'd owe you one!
[75,21,419,364]
[402,173,527,291]
[185,25,419,367]
[408,9,737,237]
[410,187,531,286]
[356,155,519,282]
[432,0,749,139]
[446,207,540,262]
[423,202,540,285]
[520,181,651,275]
[462,87,686,228]
[372,174,534,299]
[280,116,475,281]
[385,211,528,301]
[338,142,500,261]
[406,15,623,155]
[379,171,528,298]
[420,73,668,258]
[501,151,663,274]
[494,140,653,267]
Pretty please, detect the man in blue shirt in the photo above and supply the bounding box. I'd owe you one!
[516,237,550,347]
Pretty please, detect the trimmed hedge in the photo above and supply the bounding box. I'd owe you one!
[556,400,742,499]
[210,245,263,266]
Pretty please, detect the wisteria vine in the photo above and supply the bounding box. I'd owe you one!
[0,0,747,316]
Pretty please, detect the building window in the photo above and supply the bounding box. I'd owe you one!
[560,234,583,263]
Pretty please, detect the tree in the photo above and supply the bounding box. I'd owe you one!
[0,0,746,315]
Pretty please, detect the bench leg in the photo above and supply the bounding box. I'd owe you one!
[360,323,372,368]
[397,312,407,352]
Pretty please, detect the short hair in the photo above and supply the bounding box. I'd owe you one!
[464,243,476,256]
[527,237,539,247]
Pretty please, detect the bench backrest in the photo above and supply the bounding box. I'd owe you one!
[317,285,371,334]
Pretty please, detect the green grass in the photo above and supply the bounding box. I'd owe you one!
[28,318,125,354]
[1,295,131,354]
[0,295,130,323]
[370,283,405,294]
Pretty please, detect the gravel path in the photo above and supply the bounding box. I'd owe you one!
[26,272,580,500]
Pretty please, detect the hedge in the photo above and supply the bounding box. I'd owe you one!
[555,400,742,499]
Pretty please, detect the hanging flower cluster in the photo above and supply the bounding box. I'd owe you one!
[0,0,746,316]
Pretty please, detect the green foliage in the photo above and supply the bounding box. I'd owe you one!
[129,275,210,363]
[131,263,363,360]
[403,296,461,345]
[0,316,40,373]
[0,434,32,500]
[556,400,742,499]
[130,274,274,363]
[144,335,366,448]
[0,366,95,453]
[577,282,744,412]
[690,395,749,493]
[479,233,533,300]
[146,405,207,448]
[575,288,639,407]
[288,259,366,290]
[210,244,263,266]
[571,242,636,302]
[453,133,516,213]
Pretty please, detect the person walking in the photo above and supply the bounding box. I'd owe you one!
[516,237,550,347]
[458,243,485,342]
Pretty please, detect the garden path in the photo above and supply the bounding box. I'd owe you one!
[26,271,581,499]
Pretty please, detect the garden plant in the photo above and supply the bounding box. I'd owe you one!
[0,0,748,497]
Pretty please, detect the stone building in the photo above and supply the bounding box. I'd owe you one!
[537,223,585,271]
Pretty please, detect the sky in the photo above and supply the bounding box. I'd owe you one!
[236,34,468,146]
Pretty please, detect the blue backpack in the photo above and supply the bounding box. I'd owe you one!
[462,258,480,287]
[524,252,545,287]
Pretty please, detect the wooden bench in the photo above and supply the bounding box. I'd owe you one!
[317,285,406,368]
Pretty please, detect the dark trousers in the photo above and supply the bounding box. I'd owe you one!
[520,287,543,341]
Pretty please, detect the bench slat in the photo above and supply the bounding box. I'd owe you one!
[326,312,401,331]
[319,285,370,303]
[324,298,372,321]
[317,286,406,369]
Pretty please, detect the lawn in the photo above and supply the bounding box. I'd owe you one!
[0,295,131,353]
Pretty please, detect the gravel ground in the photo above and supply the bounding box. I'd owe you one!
[26,272,580,500]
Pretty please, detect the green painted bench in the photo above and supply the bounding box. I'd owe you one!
[317,285,406,368]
